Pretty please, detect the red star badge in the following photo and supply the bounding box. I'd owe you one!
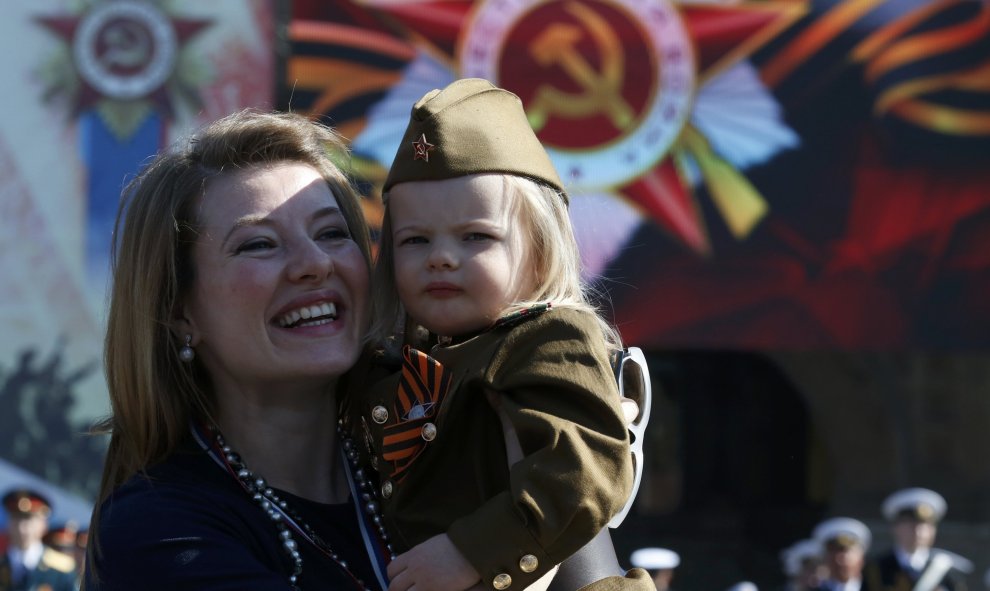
[412,133,435,161]
[36,3,211,120]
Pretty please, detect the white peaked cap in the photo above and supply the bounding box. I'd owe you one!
[630,547,680,570]
[881,488,947,522]
[727,582,758,591]
[812,517,872,551]
[780,539,823,577]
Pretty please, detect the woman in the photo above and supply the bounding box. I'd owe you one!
[85,108,644,591]
[84,110,391,590]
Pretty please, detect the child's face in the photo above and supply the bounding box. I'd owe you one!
[388,174,535,337]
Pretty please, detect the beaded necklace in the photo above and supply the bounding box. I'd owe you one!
[192,421,394,590]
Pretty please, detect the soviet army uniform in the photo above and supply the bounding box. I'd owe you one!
[354,307,634,590]
[0,546,77,591]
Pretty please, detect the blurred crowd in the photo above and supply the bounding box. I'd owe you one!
[1,488,83,590]
[1,484,984,591]
[630,488,982,591]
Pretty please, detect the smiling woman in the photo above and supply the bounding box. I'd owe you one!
[82,110,391,591]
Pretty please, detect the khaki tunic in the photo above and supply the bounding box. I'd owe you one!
[351,307,634,590]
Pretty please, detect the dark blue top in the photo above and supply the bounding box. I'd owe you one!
[84,439,383,591]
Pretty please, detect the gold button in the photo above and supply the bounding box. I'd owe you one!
[372,406,388,424]
[381,480,393,499]
[421,422,437,441]
[493,573,512,590]
[519,554,538,573]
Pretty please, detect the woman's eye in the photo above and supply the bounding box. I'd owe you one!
[317,227,351,241]
[235,240,274,253]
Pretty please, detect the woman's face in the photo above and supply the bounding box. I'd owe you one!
[181,162,369,394]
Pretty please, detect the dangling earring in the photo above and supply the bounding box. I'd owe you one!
[179,335,196,362]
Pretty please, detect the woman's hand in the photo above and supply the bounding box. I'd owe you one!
[386,533,481,591]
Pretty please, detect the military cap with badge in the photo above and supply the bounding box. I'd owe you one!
[881,487,946,524]
[383,77,566,198]
[2,488,53,518]
[813,516,872,551]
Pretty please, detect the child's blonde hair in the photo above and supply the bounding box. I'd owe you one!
[371,173,621,351]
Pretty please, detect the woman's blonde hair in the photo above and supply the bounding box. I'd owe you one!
[370,174,620,350]
[89,110,371,562]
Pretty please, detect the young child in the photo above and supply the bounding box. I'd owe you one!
[354,78,645,591]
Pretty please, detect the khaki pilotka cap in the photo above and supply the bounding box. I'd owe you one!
[382,78,568,203]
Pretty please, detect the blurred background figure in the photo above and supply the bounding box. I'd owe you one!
[780,538,826,591]
[72,529,87,579]
[812,517,873,591]
[1,488,77,591]
[630,547,681,591]
[728,581,759,591]
[42,520,82,585]
[41,521,78,557]
[865,487,967,591]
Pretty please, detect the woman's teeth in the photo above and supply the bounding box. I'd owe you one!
[278,302,337,327]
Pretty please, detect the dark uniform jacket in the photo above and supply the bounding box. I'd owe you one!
[865,550,966,591]
[0,547,77,591]
[84,436,384,591]
[813,578,878,591]
[354,307,634,590]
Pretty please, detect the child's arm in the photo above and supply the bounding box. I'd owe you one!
[386,533,481,591]
[446,308,634,590]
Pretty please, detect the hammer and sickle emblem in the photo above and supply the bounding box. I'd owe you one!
[527,1,634,132]
[100,21,151,69]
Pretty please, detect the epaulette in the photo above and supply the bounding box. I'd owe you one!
[41,547,76,573]
[492,302,552,330]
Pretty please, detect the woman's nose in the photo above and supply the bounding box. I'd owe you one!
[288,240,334,282]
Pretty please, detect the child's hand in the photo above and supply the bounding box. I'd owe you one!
[386,533,481,591]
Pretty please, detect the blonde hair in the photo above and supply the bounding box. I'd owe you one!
[371,174,620,350]
[88,110,371,569]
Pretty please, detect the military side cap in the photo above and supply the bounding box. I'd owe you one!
[630,547,680,570]
[383,78,566,201]
[2,488,52,517]
[881,487,946,523]
[812,517,871,551]
[780,539,823,577]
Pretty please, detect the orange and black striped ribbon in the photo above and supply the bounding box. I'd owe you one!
[381,346,451,481]
[854,0,990,136]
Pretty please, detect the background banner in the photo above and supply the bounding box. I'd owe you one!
[289,0,990,350]
[0,0,277,514]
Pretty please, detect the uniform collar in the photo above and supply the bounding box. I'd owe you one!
[895,546,930,573]
[9,541,43,570]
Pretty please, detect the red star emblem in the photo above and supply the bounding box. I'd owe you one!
[35,4,211,120]
[412,133,435,161]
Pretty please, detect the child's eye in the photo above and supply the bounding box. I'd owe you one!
[399,236,428,245]
[464,232,493,241]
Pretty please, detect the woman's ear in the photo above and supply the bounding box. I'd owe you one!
[171,302,199,346]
